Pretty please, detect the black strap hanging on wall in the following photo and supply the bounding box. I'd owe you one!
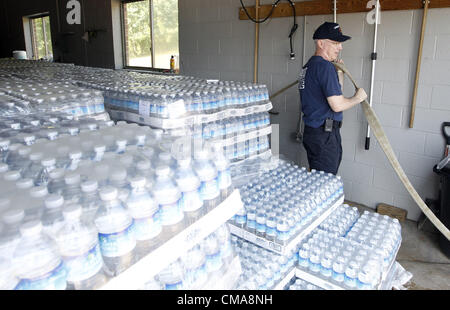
[240,0,299,59]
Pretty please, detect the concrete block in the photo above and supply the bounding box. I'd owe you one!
[422,35,437,60]
[338,13,366,37]
[416,84,433,108]
[419,59,450,86]
[374,58,411,82]
[393,194,425,221]
[372,103,403,127]
[355,139,400,170]
[436,35,450,60]
[425,8,450,35]
[381,81,412,107]
[350,181,395,210]
[425,133,446,158]
[383,34,417,60]
[342,139,356,161]
[431,85,450,111]
[411,108,450,133]
[342,178,354,201]
[198,37,220,56]
[208,54,232,71]
[339,159,374,185]
[383,126,426,155]
[398,151,440,179]
[378,10,414,36]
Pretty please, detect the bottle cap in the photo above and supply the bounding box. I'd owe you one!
[99,186,118,201]
[65,173,81,185]
[0,164,8,173]
[41,157,56,167]
[29,186,48,198]
[29,152,43,161]
[130,176,146,188]
[18,147,31,156]
[69,151,82,159]
[155,165,171,177]
[110,168,127,181]
[16,178,33,189]
[45,194,64,209]
[81,180,98,192]
[0,198,11,211]
[94,144,106,153]
[20,220,43,237]
[2,209,25,224]
[63,204,82,220]
[4,171,21,181]
[0,140,10,148]
[49,168,65,179]
[136,160,151,171]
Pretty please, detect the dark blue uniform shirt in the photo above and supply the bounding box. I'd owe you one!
[299,56,343,128]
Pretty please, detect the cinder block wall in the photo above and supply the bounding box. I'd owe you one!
[179,0,450,221]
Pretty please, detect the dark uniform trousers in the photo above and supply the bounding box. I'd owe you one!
[302,121,343,175]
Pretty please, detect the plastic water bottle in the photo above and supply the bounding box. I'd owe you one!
[214,150,233,200]
[0,256,19,290]
[26,186,48,222]
[22,152,43,183]
[0,139,10,163]
[126,176,161,260]
[47,168,66,195]
[13,221,67,290]
[193,149,220,212]
[174,158,204,225]
[153,165,184,237]
[55,204,106,290]
[0,209,25,260]
[79,180,101,225]
[36,157,57,186]
[41,195,66,241]
[158,259,185,290]
[94,186,136,276]
[202,234,224,277]
[181,244,208,289]
[63,173,82,205]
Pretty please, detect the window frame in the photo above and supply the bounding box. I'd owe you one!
[29,14,53,61]
[120,0,177,72]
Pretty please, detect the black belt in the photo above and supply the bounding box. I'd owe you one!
[322,119,342,129]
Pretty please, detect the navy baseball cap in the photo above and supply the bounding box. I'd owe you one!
[313,22,351,42]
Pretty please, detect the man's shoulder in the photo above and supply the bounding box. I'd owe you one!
[305,56,334,74]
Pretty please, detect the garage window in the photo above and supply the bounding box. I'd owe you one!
[121,0,179,70]
[30,15,53,61]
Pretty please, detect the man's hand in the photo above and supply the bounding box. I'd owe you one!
[355,88,368,103]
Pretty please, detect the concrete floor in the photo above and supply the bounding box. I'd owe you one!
[346,201,450,290]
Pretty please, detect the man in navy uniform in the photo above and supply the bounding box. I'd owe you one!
[299,22,367,175]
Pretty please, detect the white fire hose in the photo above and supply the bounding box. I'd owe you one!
[333,61,450,241]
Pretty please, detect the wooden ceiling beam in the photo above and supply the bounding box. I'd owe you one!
[239,0,450,20]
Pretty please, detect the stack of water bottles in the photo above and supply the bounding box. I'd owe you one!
[297,229,385,290]
[231,236,297,290]
[345,211,402,273]
[144,224,237,290]
[317,204,360,237]
[230,161,344,245]
[286,278,323,290]
[0,78,106,119]
[0,118,237,290]
[293,205,402,290]
[0,91,33,116]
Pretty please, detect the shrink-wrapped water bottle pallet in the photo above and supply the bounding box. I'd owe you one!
[106,101,273,129]
[229,149,273,167]
[273,267,297,290]
[210,125,272,148]
[99,189,243,290]
[196,255,242,290]
[227,195,344,256]
[294,241,401,291]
